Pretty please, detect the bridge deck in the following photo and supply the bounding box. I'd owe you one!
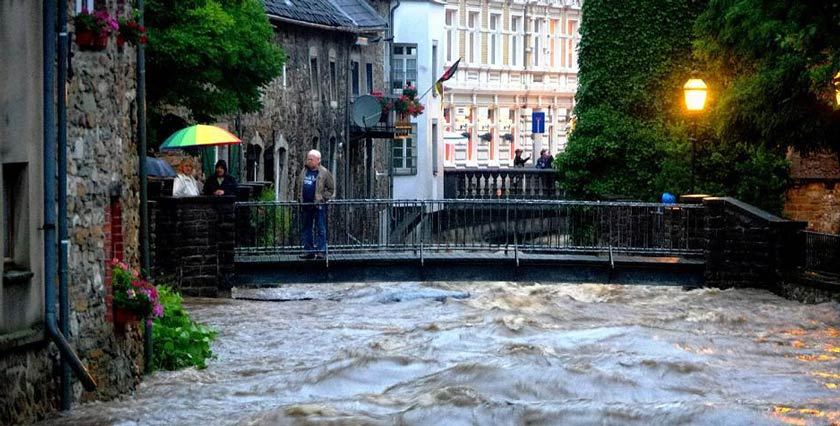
[234,250,705,287]
[237,250,704,266]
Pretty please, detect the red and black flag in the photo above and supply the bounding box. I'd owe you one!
[433,58,461,97]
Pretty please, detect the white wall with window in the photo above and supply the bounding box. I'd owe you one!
[391,44,417,93]
[392,125,417,175]
[392,1,445,200]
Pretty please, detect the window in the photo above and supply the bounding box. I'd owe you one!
[445,9,458,62]
[329,61,337,101]
[365,63,373,94]
[431,120,439,175]
[510,16,522,67]
[74,0,93,13]
[490,14,500,65]
[568,20,579,70]
[351,61,360,97]
[532,19,543,67]
[309,57,320,100]
[467,12,480,64]
[3,163,27,267]
[392,125,417,175]
[391,44,417,92]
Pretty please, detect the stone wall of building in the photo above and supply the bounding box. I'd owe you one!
[237,11,391,201]
[784,150,840,234]
[1,1,146,423]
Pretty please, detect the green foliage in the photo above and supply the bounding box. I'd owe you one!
[561,0,706,201]
[152,286,217,371]
[694,0,840,153]
[558,107,673,201]
[561,0,796,209]
[145,0,285,122]
[250,186,292,247]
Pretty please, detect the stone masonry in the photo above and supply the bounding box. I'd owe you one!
[151,197,236,297]
[703,197,807,289]
[784,150,840,234]
[1,1,146,423]
[237,0,392,201]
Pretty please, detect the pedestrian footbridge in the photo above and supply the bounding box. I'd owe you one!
[233,199,707,286]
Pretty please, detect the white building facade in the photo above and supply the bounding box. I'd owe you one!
[440,0,581,168]
[390,0,446,199]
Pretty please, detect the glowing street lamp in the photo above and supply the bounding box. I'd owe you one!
[683,74,708,193]
[833,71,840,106]
[683,77,708,112]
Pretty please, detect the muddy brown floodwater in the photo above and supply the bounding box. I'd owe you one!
[40,282,840,425]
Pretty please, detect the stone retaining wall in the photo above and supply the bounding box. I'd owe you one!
[151,197,235,297]
[703,197,807,288]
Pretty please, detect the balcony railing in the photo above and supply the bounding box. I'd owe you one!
[444,168,561,199]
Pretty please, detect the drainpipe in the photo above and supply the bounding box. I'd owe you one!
[43,0,98,396]
[57,0,73,409]
[136,0,153,373]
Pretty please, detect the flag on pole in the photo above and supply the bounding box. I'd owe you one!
[433,58,461,97]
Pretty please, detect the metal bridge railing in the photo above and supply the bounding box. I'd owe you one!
[234,199,706,261]
[802,230,840,276]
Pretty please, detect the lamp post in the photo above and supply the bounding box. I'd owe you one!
[833,71,840,106]
[683,75,708,193]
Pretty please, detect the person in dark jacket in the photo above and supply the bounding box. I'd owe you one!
[203,160,238,196]
[536,149,554,169]
[513,149,530,168]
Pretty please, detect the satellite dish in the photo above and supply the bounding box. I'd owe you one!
[351,95,384,129]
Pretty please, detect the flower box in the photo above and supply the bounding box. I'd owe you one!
[114,306,142,329]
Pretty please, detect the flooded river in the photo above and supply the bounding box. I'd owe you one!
[42,282,840,425]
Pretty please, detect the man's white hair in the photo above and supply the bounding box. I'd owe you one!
[307,149,322,159]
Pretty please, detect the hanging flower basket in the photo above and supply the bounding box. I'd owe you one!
[75,29,94,49]
[93,35,109,50]
[73,9,117,51]
[114,306,142,329]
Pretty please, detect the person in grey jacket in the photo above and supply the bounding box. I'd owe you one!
[298,149,335,259]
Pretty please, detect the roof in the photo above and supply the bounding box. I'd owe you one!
[328,0,388,31]
[264,0,386,32]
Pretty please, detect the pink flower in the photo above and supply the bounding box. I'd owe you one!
[132,270,140,278]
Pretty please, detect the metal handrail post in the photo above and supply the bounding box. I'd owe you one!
[419,201,425,266]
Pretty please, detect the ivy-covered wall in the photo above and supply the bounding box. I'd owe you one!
[557,0,790,211]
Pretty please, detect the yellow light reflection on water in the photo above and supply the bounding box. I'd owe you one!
[810,372,840,380]
[796,354,838,362]
[772,405,840,425]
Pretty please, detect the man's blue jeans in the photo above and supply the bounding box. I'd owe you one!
[301,204,327,254]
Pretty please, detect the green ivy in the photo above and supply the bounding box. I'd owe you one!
[559,0,795,210]
[152,286,217,371]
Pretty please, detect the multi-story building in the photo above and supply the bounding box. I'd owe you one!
[440,0,581,168]
[236,0,392,201]
[389,0,446,199]
[2,0,147,422]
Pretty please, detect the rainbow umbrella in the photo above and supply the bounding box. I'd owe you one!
[160,124,241,150]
